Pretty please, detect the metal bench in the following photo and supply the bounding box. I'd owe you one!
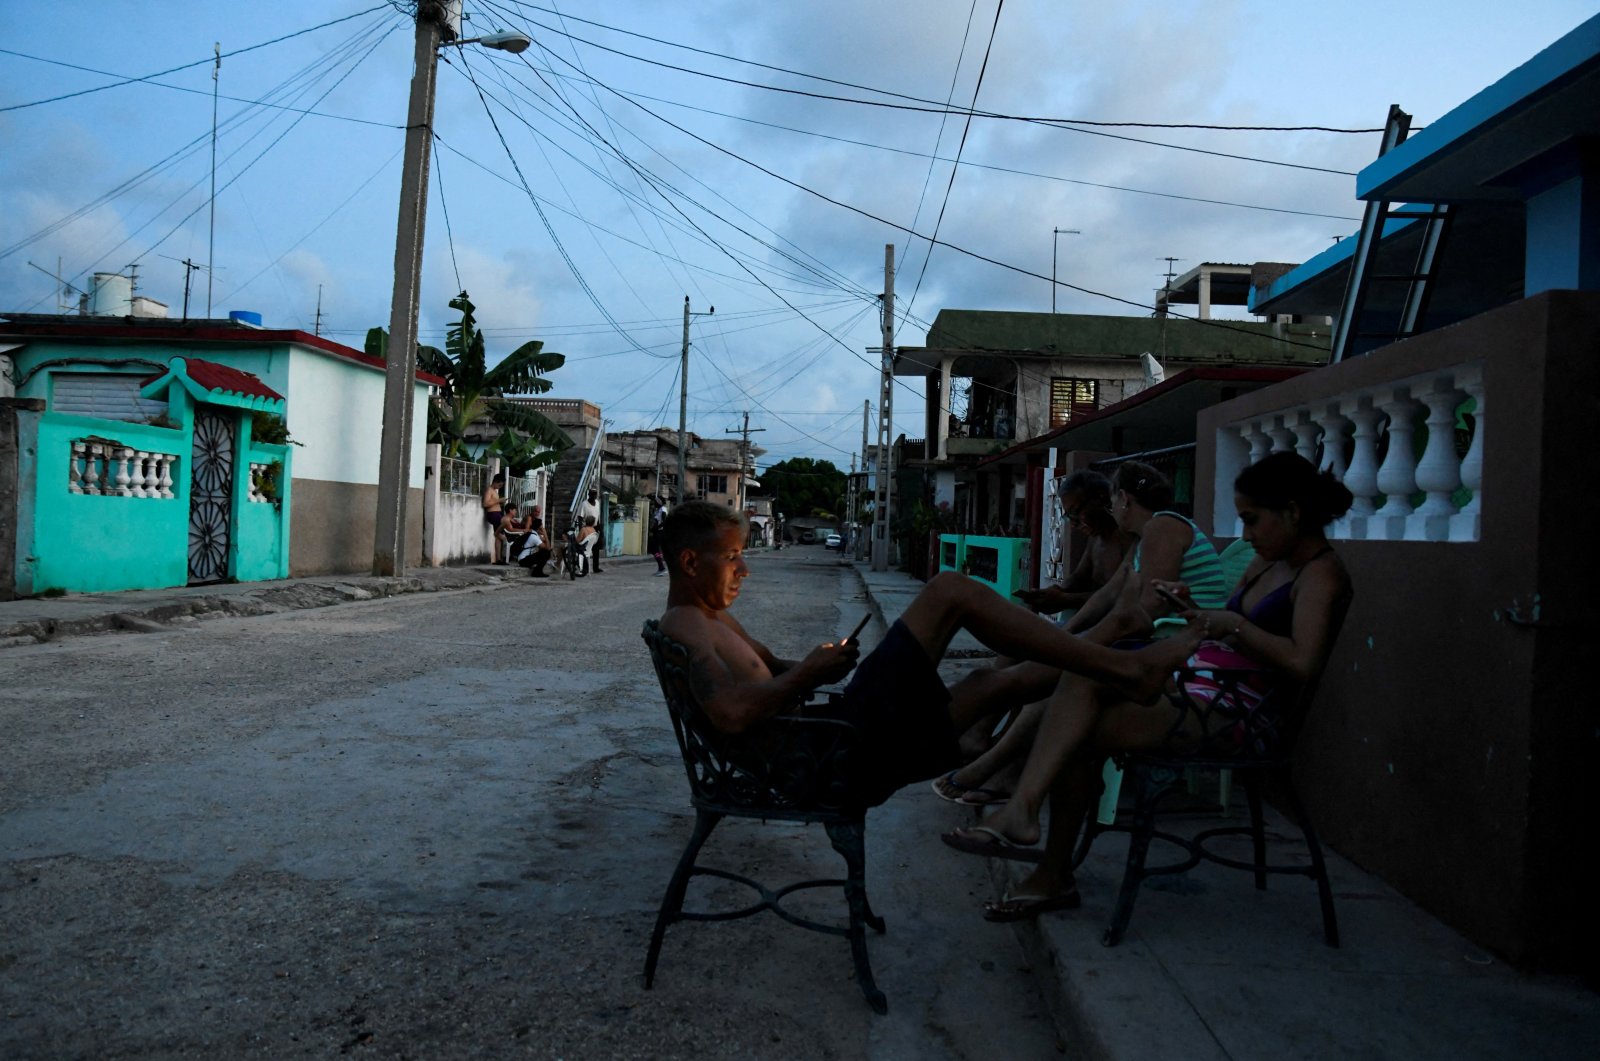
[640,619,890,1013]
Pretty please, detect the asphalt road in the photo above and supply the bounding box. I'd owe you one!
[0,549,1064,1059]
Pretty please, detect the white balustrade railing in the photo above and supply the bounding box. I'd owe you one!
[248,462,269,503]
[67,440,177,500]
[1219,360,1483,542]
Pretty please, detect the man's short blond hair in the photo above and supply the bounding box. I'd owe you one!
[660,501,746,573]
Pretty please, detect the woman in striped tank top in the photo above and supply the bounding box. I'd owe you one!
[935,462,1224,805]
[944,455,1354,920]
[1063,460,1227,640]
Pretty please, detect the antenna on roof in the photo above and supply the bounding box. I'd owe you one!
[160,254,209,319]
[1155,257,1183,319]
[27,260,87,314]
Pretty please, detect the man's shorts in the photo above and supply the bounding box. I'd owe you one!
[829,619,961,807]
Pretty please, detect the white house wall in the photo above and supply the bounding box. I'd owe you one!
[285,348,428,489]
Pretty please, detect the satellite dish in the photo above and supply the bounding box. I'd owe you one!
[1140,352,1165,389]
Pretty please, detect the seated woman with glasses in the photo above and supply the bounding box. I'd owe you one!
[935,462,1228,805]
[944,452,1355,921]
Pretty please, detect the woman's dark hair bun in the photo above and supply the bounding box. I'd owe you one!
[1234,452,1352,528]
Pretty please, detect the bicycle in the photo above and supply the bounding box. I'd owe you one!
[561,527,590,579]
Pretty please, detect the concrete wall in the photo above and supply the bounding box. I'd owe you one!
[20,410,190,595]
[1195,291,1600,973]
[428,489,494,566]
[0,399,40,600]
[289,479,423,576]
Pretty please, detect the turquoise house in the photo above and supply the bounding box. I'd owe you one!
[2,311,440,597]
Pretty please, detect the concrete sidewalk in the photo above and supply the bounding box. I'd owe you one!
[852,561,1599,1060]
[0,556,655,649]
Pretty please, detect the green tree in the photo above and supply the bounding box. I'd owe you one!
[762,457,846,518]
[366,290,573,469]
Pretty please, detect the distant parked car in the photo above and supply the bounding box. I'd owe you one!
[825,532,843,550]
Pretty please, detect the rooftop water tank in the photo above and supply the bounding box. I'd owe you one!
[229,310,263,329]
[88,272,132,316]
[130,296,168,319]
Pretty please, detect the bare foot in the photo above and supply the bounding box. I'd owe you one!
[1120,622,1206,704]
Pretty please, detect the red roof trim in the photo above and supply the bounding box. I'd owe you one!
[976,366,1309,467]
[0,320,447,387]
[181,357,284,401]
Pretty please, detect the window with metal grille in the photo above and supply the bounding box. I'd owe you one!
[1049,378,1099,428]
[697,474,728,497]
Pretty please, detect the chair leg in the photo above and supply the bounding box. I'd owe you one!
[1103,770,1158,947]
[644,808,721,989]
[825,819,888,1015]
[1244,771,1268,890]
[1284,783,1341,947]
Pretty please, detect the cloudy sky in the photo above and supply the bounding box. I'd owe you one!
[2,1,1593,467]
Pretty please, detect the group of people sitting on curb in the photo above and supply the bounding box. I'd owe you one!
[656,451,1354,921]
[482,473,604,577]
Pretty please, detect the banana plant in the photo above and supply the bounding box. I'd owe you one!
[365,290,573,461]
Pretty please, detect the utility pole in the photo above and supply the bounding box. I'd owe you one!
[1052,227,1081,314]
[313,284,324,336]
[724,410,764,514]
[370,3,528,575]
[872,244,894,572]
[857,399,870,560]
[679,296,713,504]
[373,3,449,575]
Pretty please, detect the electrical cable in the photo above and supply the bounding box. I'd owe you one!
[905,0,1004,320]
[431,136,464,293]
[497,3,1385,135]
[0,47,402,128]
[489,4,1366,175]
[0,5,400,113]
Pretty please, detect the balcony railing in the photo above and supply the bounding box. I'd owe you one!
[1214,360,1482,543]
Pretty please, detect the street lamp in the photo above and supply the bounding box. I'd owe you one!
[372,3,532,575]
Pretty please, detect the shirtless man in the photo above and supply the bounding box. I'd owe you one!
[657,501,1200,807]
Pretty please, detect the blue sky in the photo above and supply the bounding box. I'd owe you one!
[1,1,1593,467]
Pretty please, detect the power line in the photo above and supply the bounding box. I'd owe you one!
[0,47,402,128]
[492,3,1366,175]
[0,5,400,113]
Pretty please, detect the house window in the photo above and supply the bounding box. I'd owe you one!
[697,474,728,497]
[1049,378,1099,428]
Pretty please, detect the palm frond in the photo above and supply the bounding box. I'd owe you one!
[485,339,565,395]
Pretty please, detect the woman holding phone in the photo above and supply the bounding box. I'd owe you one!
[934,461,1228,805]
[944,452,1355,920]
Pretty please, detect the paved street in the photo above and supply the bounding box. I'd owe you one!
[0,550,1060,1059]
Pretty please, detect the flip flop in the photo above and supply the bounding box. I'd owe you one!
[940,825,1043,863]
[930,771,1010,806]
[983,888,1082,923]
